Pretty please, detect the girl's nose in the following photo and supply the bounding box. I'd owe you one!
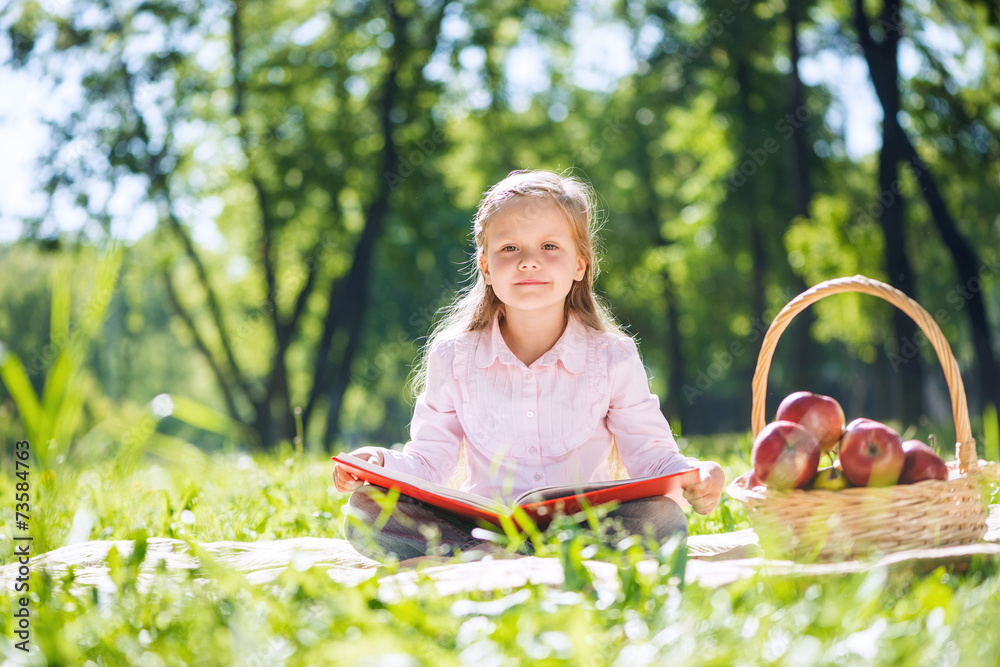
[519,252,540,270]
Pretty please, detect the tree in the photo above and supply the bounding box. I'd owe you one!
[854,0,1000,427]
[5,0,454,449]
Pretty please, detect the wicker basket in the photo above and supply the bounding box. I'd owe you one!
[726,275,990,561]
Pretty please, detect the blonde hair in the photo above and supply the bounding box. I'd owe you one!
[411,169,627,396]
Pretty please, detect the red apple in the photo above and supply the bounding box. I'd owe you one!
[899,439,948,484]
[839,420,905,487]
[751,421,821,490]
[775,391,846,453]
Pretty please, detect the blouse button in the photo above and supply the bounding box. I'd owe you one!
[529,447,537,455]
[526,410,535,418]
[534,472,542,481]
[524,371,533,380]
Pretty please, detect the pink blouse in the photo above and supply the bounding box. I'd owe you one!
[380,313,699,504]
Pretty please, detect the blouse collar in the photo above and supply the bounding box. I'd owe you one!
[474,311,589,374]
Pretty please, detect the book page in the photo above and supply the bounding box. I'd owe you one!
[336,453,510,515]
[512,469,698,506]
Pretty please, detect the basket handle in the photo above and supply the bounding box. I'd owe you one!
[751,274,978,474]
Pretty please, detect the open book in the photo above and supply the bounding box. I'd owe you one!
[333,453,700,532]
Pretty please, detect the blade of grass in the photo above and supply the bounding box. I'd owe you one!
[40,351,72,420]
[984,403,998,463]
[50,262,71,351]
[0,344,46,444]
[165,394,251,443]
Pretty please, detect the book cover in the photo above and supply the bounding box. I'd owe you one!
[332,453,700,531]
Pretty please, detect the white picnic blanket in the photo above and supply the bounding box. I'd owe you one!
[4,507,999,598]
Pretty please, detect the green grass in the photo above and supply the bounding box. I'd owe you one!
[2,435,999,665]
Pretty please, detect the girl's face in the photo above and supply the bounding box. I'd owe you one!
[478,199,586,320]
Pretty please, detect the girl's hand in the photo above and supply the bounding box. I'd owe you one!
[682,461,725,515]
[333,446,386,493]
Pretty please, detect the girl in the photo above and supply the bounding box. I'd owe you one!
[334,169,724,562]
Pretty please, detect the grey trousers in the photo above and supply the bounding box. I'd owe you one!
[344,484,688,562]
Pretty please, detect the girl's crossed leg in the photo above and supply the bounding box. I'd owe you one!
[344,485,688,562]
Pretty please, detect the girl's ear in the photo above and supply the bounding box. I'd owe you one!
[478,253,491,285]
[574,256,586,282]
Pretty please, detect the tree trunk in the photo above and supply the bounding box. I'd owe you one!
[232,0,297,447]
[630,118,686,424]
[853,0,924,424]
[787,0,811,220]
[854,0,1000,426]
[733,61,768,340]
[306,0,404,449]
[898,136,1000,433]
[662,285,685,425]
[784,3,820,392]
[321,183,395,445]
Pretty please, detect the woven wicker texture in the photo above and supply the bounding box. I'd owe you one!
[728,275,989,561]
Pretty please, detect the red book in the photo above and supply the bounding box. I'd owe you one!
[332,453,700,532]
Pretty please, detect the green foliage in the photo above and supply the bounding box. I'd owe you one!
[0,243,123,466]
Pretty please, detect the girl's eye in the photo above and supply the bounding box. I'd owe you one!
[543,243,558,250]
[502,245,518,252]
